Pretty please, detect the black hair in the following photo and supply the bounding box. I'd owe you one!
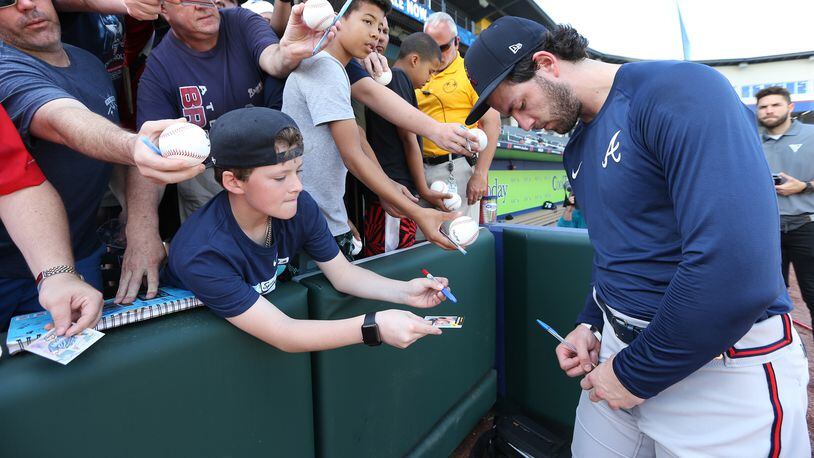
[506,24,589,84]
[397,32,441,62]
[214,127,303,187]
[340,0,391,16]
[755,86,791,104]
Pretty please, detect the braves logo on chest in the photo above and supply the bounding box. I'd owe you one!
[179,86,214,128]
[602,129,622,168]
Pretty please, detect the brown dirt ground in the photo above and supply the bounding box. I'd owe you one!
[453,268,814,456]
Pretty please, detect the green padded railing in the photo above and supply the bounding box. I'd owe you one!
[502,227,594,430]
[0,282,315,458]
[300,231,497,458]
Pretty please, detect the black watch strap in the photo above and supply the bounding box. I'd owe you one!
[362,312,382,346]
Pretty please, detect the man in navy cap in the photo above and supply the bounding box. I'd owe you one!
[464,17,808,457]
[163,107,450,352]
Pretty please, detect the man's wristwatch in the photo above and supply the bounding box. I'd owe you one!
[35,265,82,291]
[579,323,602,341]
[804,181,814,193]
[362,312,382,346]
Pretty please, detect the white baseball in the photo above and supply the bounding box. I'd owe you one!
[430,180,449,194]
[445,216,479,247]
[374,70,392,86]
[468,128,488,152]
[351,237,363,256]
[303,0,335,31]
[443,193,461,211]
[158,123,210,165]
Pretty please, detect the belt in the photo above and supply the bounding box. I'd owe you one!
[423,154,473,166]
[593,290,645,345]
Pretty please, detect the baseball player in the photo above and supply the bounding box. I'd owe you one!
[464,17,809,457]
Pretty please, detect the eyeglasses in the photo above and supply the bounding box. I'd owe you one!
[438,36,459,53]
[164,0,218,8]
[0,0,17,9]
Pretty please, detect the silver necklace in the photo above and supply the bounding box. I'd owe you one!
[264,217,273,247]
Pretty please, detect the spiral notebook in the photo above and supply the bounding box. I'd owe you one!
[6,287,203,355]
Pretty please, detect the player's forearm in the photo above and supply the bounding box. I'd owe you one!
[0,182,74,276]
[31,99,137,165]
[351,79,438,139]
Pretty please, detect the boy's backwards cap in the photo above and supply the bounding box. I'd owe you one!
[210,107,302,168]
[464,16,547,125]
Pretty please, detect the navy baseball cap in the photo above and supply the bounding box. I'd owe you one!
[210,107,303,168]
[465,16,548,125]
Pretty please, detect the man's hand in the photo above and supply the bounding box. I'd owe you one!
[376,309,442,348]
[115,229,166,304]
[135,119,205,184]
[427,124,479,157]
[413,207,461,250]
[398,277,448,308]
[361,52,389,79]
[123,0,161,19]
[279,3,339,62]
[40,274,103,337]
[775,172,808,196]
[420,188,453,210]
[466,171,488,205]
[556,324,600,377]
[580,354,645,410]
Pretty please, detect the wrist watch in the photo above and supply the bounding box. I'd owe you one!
[35,265,82,291]
[804,182,814,193]
[579,323,602,341]
[362,312,382,346]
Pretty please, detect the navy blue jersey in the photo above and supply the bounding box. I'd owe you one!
[565,61,792,399]
[0,43,116,277]
[163,191,339,318]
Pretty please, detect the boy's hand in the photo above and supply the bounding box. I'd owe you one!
[420,189,454,211]
[414,208,460,250]
[429,124,479,157]
[399,277,448,308]
[361,52,389,79]
[376,309,442,349]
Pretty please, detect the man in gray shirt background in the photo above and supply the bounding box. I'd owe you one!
[757,86,814,327]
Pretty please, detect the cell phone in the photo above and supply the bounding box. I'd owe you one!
[772,173,783,185]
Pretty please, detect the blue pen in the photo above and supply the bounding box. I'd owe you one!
[311,0,352,55]
[138,136,162,156]
[536,319,578,353]
[421,268,457,303]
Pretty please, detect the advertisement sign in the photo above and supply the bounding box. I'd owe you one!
[488,170,568,215]
[389,0,476,46]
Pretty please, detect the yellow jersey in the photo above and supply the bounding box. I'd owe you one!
[416,53,479,158]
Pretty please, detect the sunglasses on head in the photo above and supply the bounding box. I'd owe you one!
[439,36,459,52]
[0,0,18,9]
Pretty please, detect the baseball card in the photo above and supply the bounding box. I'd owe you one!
[424,316,464,328]
[26,328,104,365]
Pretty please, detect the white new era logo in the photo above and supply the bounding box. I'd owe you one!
[508,43,523,54]
[789,144,802,153]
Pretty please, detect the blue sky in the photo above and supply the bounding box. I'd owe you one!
[536,0,814,60]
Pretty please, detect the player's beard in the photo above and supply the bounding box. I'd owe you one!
[758,110,790,129]
[534,75,581,134]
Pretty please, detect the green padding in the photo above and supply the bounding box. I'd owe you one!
[0,282,315,458]
[301,231,496,458]
[503,228,594,429]
[406,370,497,458]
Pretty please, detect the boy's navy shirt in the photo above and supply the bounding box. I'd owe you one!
[563,61,792,399]
[163,191,339,318]
[0,43,116,277]
[137,8,279,130]
[364,67,421,195]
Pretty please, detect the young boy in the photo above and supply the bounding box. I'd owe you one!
[282,0,458,259]
[163,108,447,351]
[362,32,446,256]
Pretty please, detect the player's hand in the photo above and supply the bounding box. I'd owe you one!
[580,353,645,410]
[775,172,807,196]
[428,123,478,157]
[134,119,205,184]
[414,207,461,250]
[556,324,600,377]
[466,171,488,205]
[361,51,389,79]
[399,277,448,308]
[122,0,161,20]
[40,273,103,337]
[376,309,442,348]
[279,3,339,60]
[116,228,166,304]
[419,188,453,211]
